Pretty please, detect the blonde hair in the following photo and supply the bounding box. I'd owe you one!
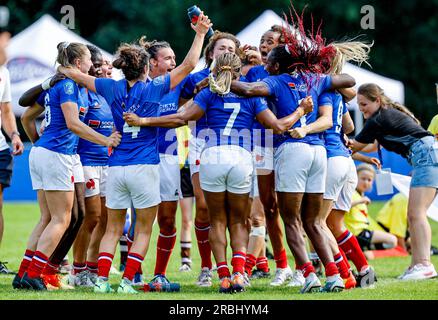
[357,163,376,177]
[208,52,241,95]
[329,40,373,75]
[358,83,420,125]
[56,42,89,67]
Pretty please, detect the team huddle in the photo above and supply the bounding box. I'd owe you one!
[12,8,438,295]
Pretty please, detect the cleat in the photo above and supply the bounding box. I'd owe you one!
[42,274,74,290]
[322,274,345,293]
[270,266,293,286]
[243,272,251,287]
[117,278,139,294]
[356,265,377,288]
[68,270,95,287]
[344,272,357,290]
[88,272,98,285]
[398,264,437,281]
[20,272,47,291]
[12,274,22,289]
[179,263,192,272]
[0,261,16,274]
[300,272,321,294]
[196,267,212,287]
[146,274,180,292]
[94,277,114,293]
[250,269,271,279]
[231,272,246,292]
[218,277,232,294]
[288,269,305,287]
[132,273,144,286]
[59,259,71,274]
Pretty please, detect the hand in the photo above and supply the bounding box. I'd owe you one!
[191,12,212,36]
[11,135,24,156]
[369,157,382,169]
[123,112,143,126]
[50,72,66,87]
[194,77,209,94]
[299,96,314,115]
[289,127,308,139]
[241,45,262,65]
[57,65,75,76]
[106,131,121,148]
[346,138,355,149]
[361,196,371,205]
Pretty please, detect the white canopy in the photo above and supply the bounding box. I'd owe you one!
[195,10,405,132]
[6,14,116,116]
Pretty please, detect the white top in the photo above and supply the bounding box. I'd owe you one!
[0,66,12,151]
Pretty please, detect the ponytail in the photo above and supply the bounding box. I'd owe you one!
[56,42,88,67]
[208,52,241,95]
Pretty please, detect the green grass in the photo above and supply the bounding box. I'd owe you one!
[0,202,437,300]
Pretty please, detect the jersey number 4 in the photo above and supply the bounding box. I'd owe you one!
[123,122,140,138]
[223,103,241,136]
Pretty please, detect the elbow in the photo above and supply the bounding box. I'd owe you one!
[66,121,81,134]
[18,97,27,107]
[20,113,29,125]
[346,75,356,88]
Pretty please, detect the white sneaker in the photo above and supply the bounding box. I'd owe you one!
[68,270,94,287]
[270,266,293,286]
[196,267,213,287]
[398,264,437,281]
[179,263,192,272]
[322,274,344,293]
[300,272,322,294]
[287,269,305,287]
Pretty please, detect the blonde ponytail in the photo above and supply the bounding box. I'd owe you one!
[208,53,241,95]
[329,40,373,75]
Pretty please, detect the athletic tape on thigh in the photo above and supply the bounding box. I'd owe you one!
[250,226,266,237]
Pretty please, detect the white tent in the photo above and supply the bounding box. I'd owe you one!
[6,14,117,116]
[195,10,405,132]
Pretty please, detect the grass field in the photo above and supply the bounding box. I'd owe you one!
[0,202,437,300]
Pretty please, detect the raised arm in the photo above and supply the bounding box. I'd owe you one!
[58,67,97,92]
[330,74,356,90]
[256,96,313,134]
[169,13,212,89]
[123,101,205,128]
[19,73,66,107]
[230,80,270,97]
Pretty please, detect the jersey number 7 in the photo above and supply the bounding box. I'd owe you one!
[223,103,241,136]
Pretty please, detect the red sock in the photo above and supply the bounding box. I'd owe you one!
[43,262,59,275]
[194,222,212,269]
[325,262,339,277]
[123,253,144,281]
[86,261,98,274]
[337,230,368,271]
[217,261,231,279]
[17,250,34,278]
[97,252,114,279]
[244,254,257,276]
[231,251,246,274]
[297,262,315,278]
[154,229,177,276]
[256,256,270,272]
[73,262,86,275]
[334,252,350,279]
[127,236,143,275]
[274,249,288,269]
[27,251,48,279]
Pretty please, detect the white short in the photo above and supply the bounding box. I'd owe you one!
[333,158,358,212]
[274,142,327,193]
[188,137,206,176]
[29,146,74,191]
[199,145,253,194]
[324,156,353,201]
[83,165,108,198]
[72,154,84,183]
[106,164,161,210]
[250,158,259,198]
[159,154,181,202]
[253,145,274,172]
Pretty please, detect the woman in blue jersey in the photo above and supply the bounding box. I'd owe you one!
[17,42,121,291]
[68,45,115,287]
[178,31,241,287]
[245,25,300,287]
[123,52,314,293]
[229,40,356,293]
[58,13,212,294]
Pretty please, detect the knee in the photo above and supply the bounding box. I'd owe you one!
[302,219,322,236]
[407,208,427,224]
[251,215,265,227]
[158,215,176,234]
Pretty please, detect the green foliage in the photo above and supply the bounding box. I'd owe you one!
[5,0,438,125]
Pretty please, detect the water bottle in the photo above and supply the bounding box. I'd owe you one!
[187,5,214,38]
[143,282,181,292]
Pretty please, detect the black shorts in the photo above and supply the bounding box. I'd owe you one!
[356,229,374,251]
[0,148,13,188]
[180,166,194,198]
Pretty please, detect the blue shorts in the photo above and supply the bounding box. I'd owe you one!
[408,136,438,188]
[0,148,13,188]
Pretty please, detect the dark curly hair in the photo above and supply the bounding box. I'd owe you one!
[112,43,150,81]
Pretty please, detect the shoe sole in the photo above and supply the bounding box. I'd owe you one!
[300,285,321,294]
